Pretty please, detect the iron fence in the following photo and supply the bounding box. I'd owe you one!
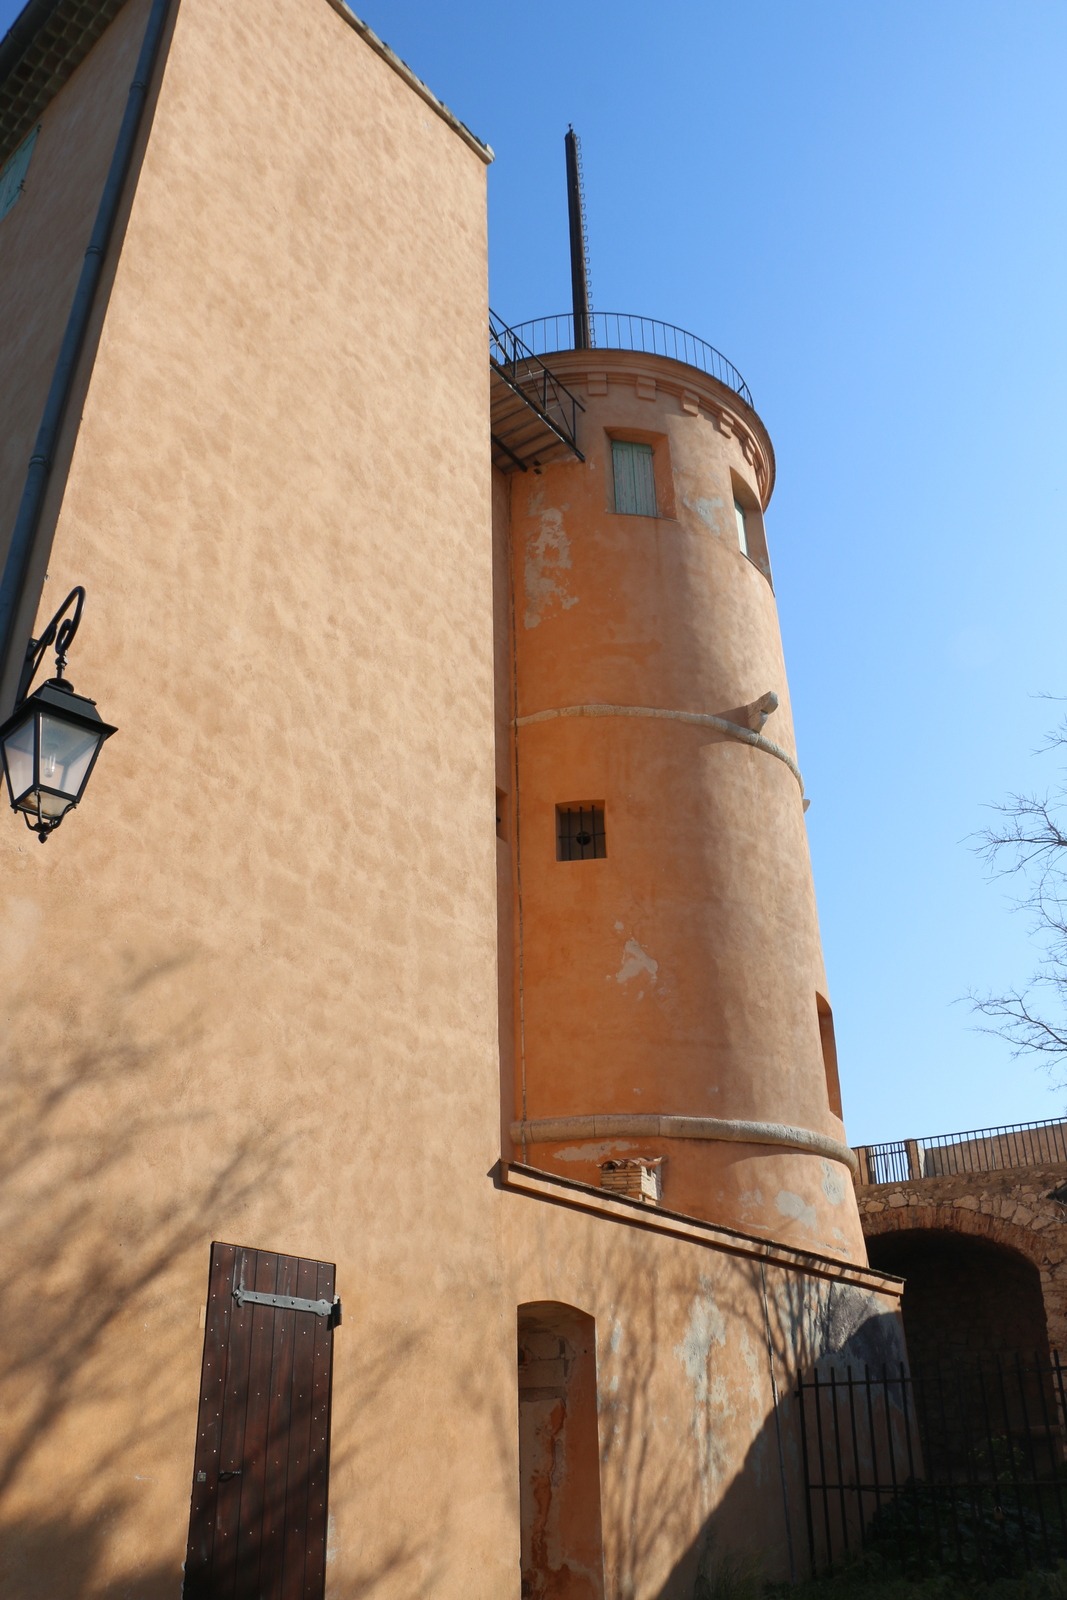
[506,312,753,408]
[855,1118,1067,1186]
[797,1352,1067,1579]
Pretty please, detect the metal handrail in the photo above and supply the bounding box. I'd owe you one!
[489,310,585,461]
[855,1116,1067,1185]
[506,312,753,408]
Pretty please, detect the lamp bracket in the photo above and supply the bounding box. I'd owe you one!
[16,586,85,706]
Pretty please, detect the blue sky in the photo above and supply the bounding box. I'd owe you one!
[4,0,1066,1144]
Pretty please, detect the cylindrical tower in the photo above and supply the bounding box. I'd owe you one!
[506,329,866,1261]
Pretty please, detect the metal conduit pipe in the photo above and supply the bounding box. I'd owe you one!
[0,0,173,714]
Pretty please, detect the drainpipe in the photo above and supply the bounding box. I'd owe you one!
[0,0,173,715]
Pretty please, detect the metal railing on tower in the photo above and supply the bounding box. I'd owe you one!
[508,312,754,408]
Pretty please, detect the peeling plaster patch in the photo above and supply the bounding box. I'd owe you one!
[676,1281,726,1399]
[738,1189,765,1221]
[821,1160,848,1206]
[740,1326,761,1404]
[615,938,658,987]
[831,1228,852,1256]
[675,1278,732,1499]
[610,1321,623,1354]
[552,1140,634,1162]
[523,509,578,628]
[614,920,624,933]
[777,1190,818,1232]
[687,494,726,534]
[739,1329,768,1483]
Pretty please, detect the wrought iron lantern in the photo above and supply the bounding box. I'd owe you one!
[0,587,116,843]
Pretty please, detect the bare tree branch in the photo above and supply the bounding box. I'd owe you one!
[970,718,1067,1082]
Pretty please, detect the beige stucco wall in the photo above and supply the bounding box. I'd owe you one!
[0,0,508,1592]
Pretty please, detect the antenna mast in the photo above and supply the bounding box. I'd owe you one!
[565,126,593,350]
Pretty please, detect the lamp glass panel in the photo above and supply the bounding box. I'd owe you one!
[37,790,75,819]
[39,713,101,799]
[2,713,34,801]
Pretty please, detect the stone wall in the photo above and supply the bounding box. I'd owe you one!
[856,1163,1067,1356]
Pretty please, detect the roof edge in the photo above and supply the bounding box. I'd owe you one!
[0,0,64,86]
[323,0,493,165]
[0,0,131,167]
[501,1162,904,1295]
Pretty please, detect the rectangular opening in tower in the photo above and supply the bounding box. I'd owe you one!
[557,804,606,861]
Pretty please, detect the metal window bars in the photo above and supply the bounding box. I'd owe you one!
[796,1352,1067,1580]
[506,313,754,409]
[557,805,606,861]
[855,1118,1067,1186]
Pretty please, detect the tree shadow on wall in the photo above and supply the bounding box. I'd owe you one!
[651,1266,909,1600]
[598,1247,786,1600]
[507,1209,799,1600]
[508,1196,907,1600]
[0,948,411,1600]
[0,1512,180,1599]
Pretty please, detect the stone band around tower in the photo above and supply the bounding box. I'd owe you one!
[510,1113,859,1175]
[514,703,804,792]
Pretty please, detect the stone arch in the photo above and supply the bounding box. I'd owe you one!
[863,1201,1048,1267]
[857,1190,1067,1363]
[865,1221,1049,1367]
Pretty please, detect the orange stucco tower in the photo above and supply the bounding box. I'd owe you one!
[502,325,865,1262]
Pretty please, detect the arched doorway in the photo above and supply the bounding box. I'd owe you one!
[865,1228,1051,1366]
[517,1302,605,1600]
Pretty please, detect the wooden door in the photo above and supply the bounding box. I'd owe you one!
[183,1242,338,1600]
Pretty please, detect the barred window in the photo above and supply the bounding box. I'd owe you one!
[612,441,657,516]
[557,804,606,861]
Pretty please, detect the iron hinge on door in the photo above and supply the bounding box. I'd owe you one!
[233,1287,341,1324]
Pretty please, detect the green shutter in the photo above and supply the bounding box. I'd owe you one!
[0,125,40,222]
[612,441,657,517]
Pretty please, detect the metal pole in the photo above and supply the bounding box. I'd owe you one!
[564,127,591,350]
[797,1371,818,1576]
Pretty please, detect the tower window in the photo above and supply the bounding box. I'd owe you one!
[734,499,749,556]
[612,441,657,517]
[0,124,40,224]
[557,804,606,861]
[817,993,843,1119]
